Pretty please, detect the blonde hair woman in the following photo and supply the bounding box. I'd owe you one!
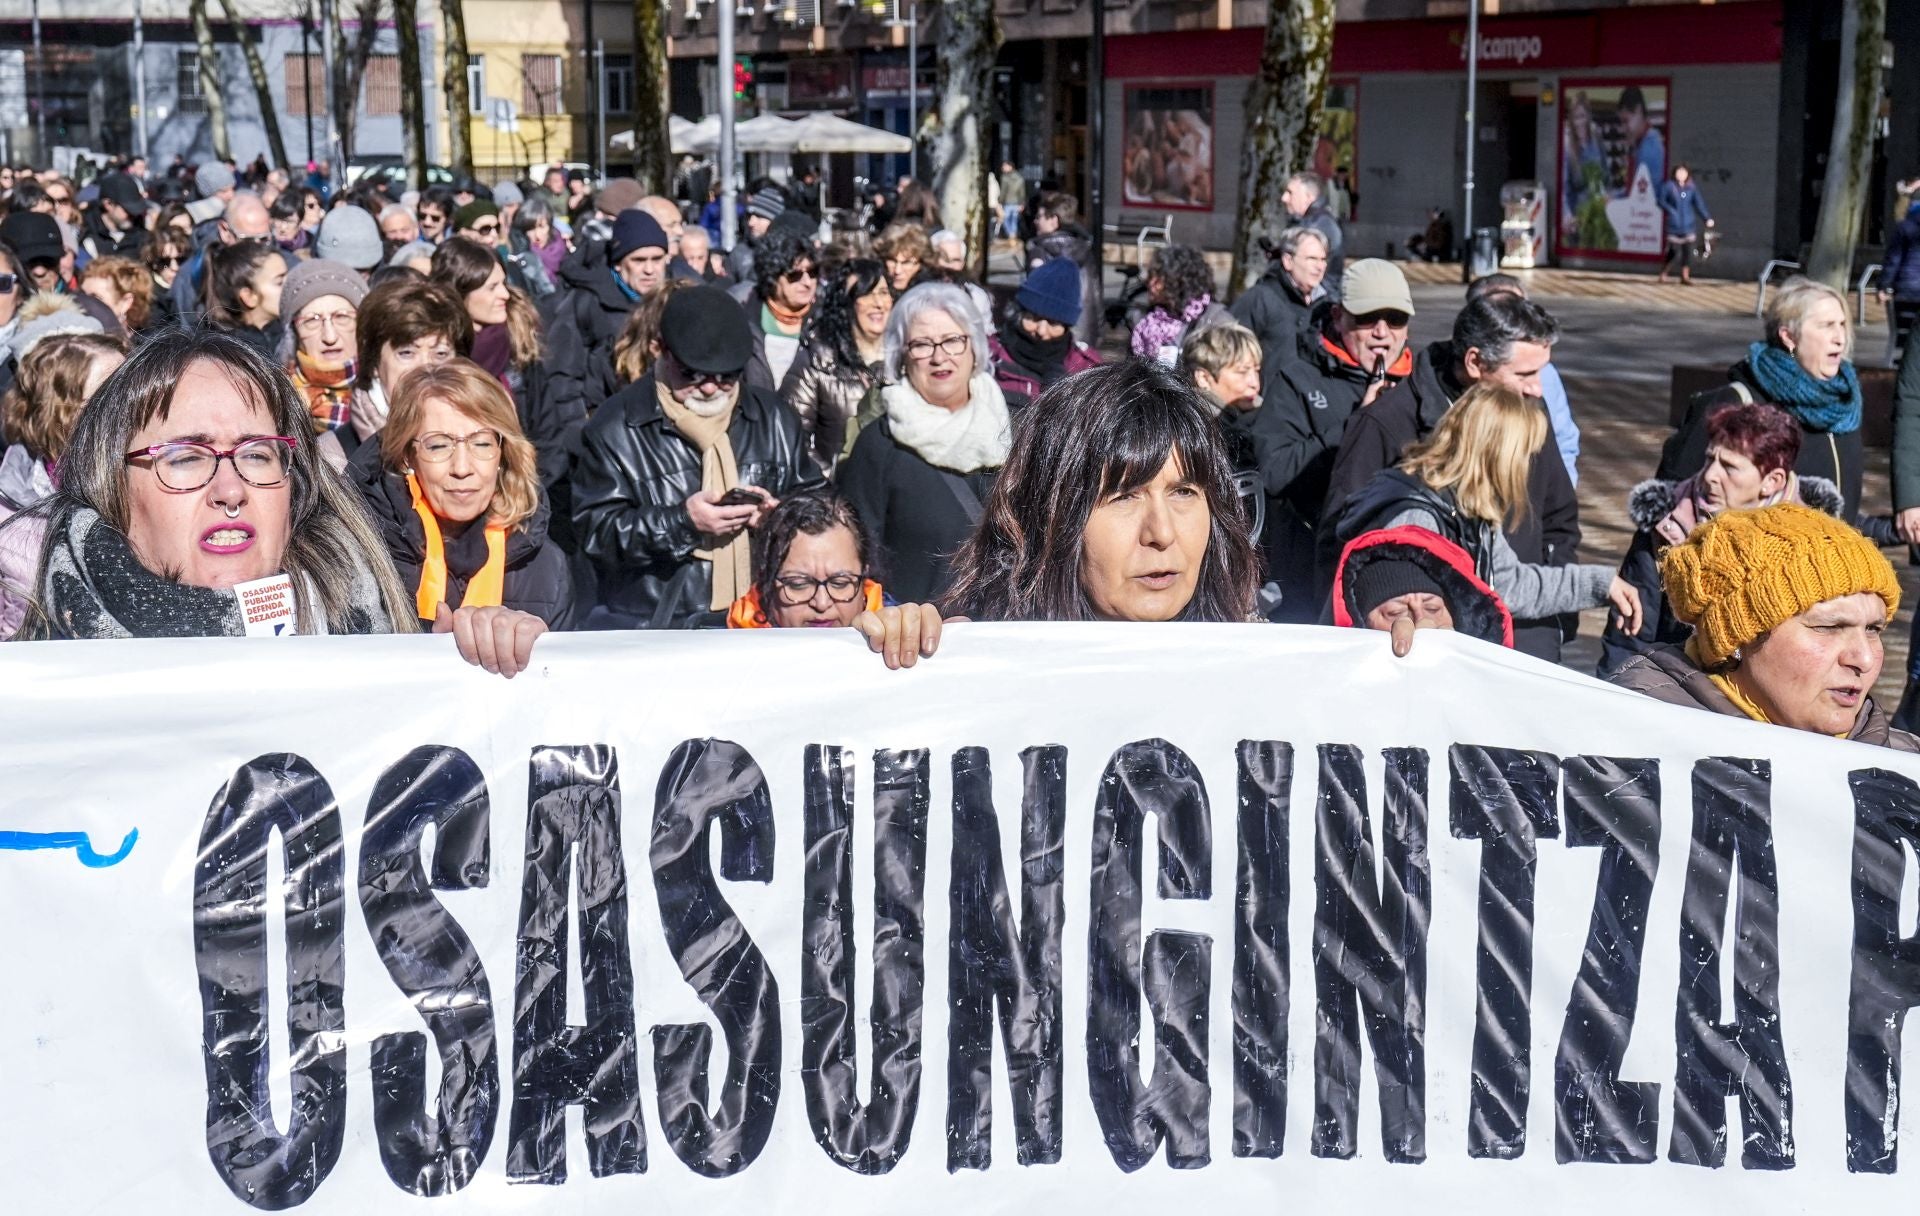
[1332,381,1641,635]
[349,358,575,629]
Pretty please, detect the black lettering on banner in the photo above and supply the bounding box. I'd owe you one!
[192,753,347,1210]
[358,745,499,1196]
[1844,767,1920,1173]
[1554,756,1663,1165]
[1669,757,1794,1169]
[1450,745,1560,1160]
[802,746,931,1173]
[1233,741,1292,1159]
[506,745,645,1183]
[1312,744,1430,1163]
[650,738,781,1177]
[1087,739,1213,1172]
[946,745,1066,1172]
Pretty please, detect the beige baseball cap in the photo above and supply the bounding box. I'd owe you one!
[1341,259,1415,317]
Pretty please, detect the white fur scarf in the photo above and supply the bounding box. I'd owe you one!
[880,372,1012,473]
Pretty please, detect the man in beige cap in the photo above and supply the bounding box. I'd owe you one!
[1244,257,1416,621]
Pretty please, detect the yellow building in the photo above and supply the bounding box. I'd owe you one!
[439,0,608,175]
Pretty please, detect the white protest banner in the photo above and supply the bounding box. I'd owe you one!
[2,624,1919,1212]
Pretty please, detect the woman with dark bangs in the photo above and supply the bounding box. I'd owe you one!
[855,360,1260,666]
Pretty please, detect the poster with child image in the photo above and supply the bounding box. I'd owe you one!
[1556,79,1668,259]
[1121,84,1214,211]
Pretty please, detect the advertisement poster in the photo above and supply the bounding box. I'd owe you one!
[1556,79,1668,258]
[1122,83,1213,211]
[1315,79,1359,220]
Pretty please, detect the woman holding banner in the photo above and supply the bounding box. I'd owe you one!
[11,329,547,676]
[853,359,1260,666]
[1609,502,1917,749]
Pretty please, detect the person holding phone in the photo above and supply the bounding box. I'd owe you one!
[573,285,825,629]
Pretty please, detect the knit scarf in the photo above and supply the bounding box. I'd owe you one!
[881,373,1012,474]
[1746,342,1861,434]
[658,381,750,610]
[471,323,513,382]
[292,351,356,434]
[1131,294,1211,359]
[406,472,507,619]
[998,321,1071,386]
[37,507,394,638]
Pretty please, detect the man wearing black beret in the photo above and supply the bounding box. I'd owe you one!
[571,285,826,628]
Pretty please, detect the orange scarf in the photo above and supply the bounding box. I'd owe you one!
[407,472,508,619]
[726,580,885,629]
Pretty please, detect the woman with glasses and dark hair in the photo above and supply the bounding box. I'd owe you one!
[837,281,1020,605]
[854,359,1261,666]
[349,358,573,629]
[720,489,885,628]
[431,236,583,490]
[8,329,547,674]
[781,257,891,471]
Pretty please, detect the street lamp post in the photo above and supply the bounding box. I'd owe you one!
[1462,0,1479,281]
[719,0,737,249]
[885,1,918,182]
[133,0,150,159]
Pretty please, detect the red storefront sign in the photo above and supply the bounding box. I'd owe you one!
[1105,1,1782,79]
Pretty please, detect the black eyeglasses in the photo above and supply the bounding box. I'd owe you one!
[125,437,297,491]
[905,334,970,361]
[775,572,865,606]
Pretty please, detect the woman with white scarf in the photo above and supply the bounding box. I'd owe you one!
[838,282,1022,604]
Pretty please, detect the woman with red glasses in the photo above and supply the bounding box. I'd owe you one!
[8,329,547,676]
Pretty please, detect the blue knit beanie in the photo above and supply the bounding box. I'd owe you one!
[1017,257,1082,326]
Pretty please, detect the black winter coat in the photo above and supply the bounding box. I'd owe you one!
[1657,358,1865,520]
[347,441,576,630]
[838,403,1027,605]
[1318,340,1583,660]
[547,239,640,413]
[1230,267,1319,365]
[571,374,825,628]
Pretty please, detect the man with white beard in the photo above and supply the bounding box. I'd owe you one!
[571,285,826,628]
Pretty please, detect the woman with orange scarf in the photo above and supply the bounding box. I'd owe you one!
[348,358,575,629]
[723,490,888,629]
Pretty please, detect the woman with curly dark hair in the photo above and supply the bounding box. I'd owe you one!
[1130,243,1230,363]
[781,257,892,470]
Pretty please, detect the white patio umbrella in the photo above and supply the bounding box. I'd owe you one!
[788,111,912,154]
[609,115,713,154]
[731,113,801,153]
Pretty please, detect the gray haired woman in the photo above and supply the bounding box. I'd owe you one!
[836,281,1023,603]
[8,328,546,675]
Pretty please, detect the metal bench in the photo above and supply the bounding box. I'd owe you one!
[1103,213,1173,264]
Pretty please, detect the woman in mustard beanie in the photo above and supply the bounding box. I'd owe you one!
[1608,502,1916,748]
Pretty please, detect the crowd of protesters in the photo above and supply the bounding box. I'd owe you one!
[0,152,1912,751]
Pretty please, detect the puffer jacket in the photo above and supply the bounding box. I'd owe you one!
[570,374,825,628]
[546,238,640,413]
[1609,645,1920,752]
[346,441,576,630]
[779,341,881,472]
[0,443,53,638]
[1597,473,1860,677]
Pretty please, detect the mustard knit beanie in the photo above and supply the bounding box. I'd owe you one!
[1660,502,1900,667]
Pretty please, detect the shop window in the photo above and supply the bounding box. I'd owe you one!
[176,49,207,114]
[522,54,564,117]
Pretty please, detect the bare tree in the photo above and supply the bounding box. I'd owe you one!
[441,0,476,179]
[929,1,999,277]
[1808,0,1888,289]
[629,0,671,192]
[1228,0,1335,297]
[329,0,382,162]
[190,0,232,160]
[216,0,292,169]
[393,0,429,188]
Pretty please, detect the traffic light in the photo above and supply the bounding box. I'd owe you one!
[734,59,755,101]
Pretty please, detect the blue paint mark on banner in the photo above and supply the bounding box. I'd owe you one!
[0,829,138,868]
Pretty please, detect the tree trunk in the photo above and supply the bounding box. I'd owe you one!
[190,0,231,160]
[440,0,475,179]
[393,0,429,188]
[329,0,382,162]
[1228,0,1335,298]
[1807,0,1888,289]
[630,0,672,193]
[929,0,999,278]
[216,0,290,170]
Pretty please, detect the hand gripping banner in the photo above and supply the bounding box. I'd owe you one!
[4,625,1920,1212]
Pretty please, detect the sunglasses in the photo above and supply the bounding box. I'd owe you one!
[782,265,817,284]
[471,221,501,237]
[0,274,13,293]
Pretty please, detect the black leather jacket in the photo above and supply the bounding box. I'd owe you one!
[570,373,825,627]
